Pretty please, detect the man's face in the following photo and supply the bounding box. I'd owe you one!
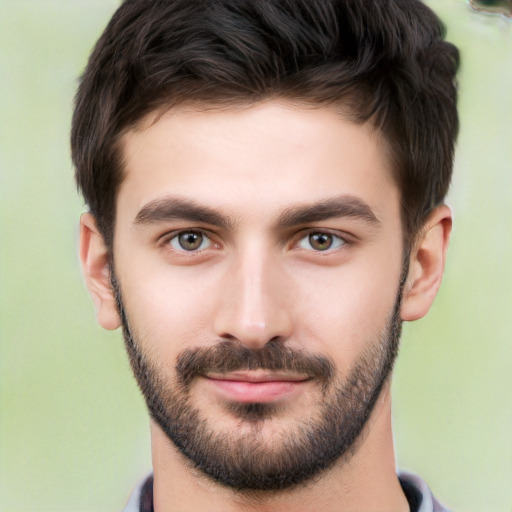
[111,100,405,490]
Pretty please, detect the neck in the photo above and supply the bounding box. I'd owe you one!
[151,383,408,512]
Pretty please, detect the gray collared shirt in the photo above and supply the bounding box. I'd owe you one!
[122,470,450,512]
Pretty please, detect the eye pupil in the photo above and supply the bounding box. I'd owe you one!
[178,231,203,250]
[309,233,333,251]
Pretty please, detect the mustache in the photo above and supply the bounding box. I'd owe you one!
[176,340,335,387]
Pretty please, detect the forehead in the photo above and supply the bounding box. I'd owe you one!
[117,100,398,225]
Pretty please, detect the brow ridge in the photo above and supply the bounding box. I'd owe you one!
[133,194,380,231]
[277,195,381,227]
[133,197,234,229]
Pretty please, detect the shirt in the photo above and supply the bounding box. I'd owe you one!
[122,470,450,512]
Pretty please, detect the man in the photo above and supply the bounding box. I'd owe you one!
[72,0,459,510]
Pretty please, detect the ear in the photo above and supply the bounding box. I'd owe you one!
[79,213,121,330]
[400,204,452,322]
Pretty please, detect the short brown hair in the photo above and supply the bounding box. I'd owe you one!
[72,0,459,248]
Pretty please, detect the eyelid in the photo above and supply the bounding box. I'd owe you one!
[294,229,351,252]
[159,228,217,252]
[156,227,353,254]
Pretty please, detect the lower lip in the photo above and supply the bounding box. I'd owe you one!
[205,378,307,403]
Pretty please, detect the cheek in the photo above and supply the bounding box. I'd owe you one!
[292,257,402,371]
[116,258,222,353]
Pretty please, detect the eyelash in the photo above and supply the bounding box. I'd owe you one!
[161,230,215,253]
[160,229,350,255]
[295,231,348,253]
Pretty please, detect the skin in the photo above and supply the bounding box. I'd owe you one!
[80,100,451,511]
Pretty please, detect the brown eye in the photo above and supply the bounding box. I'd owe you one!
[309,233,333,251]
[170,231,210,251]
[298,232,345,252]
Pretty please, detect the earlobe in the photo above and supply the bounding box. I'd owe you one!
[79,213,122,330]
[400,205,452,322]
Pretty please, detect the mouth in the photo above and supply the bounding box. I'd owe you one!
[202,371,311,403]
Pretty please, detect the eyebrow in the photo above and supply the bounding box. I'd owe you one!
[134,197,234,229]
[277,195,381,227]
[133,194,380,230]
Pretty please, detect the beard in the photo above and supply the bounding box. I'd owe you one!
[112,270,405,492]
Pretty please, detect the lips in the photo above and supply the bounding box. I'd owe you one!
[207,370,310,383]
[203,371,310,403]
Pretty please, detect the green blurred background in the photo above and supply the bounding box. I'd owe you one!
[0,1,510,510]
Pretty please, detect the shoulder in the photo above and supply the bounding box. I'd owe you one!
[122,474,153,512]
[398,470,451,512]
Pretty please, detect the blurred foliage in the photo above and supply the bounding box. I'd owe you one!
[469,0,512,19]
[0,1,510,511]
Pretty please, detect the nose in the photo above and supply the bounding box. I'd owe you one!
[213,245,294,350]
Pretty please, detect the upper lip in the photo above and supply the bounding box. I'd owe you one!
[204,371,310,383]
